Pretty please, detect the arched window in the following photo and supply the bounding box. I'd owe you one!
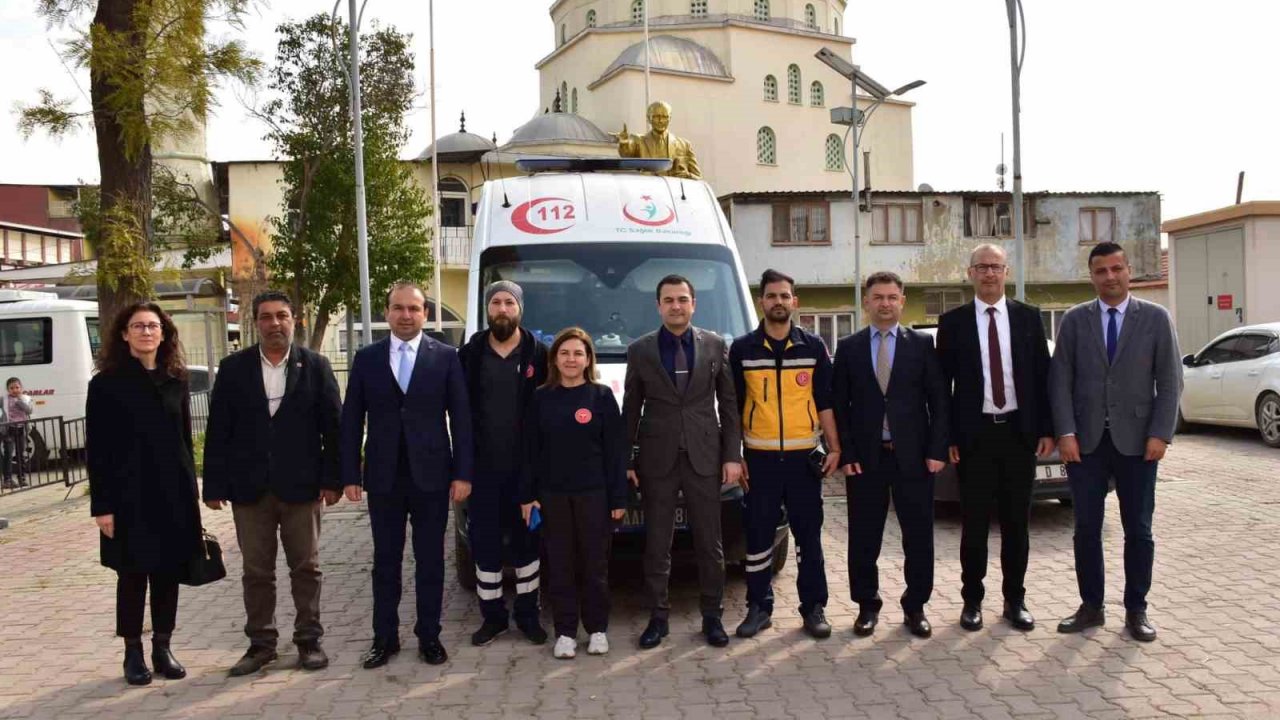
[438,177,468,193]
[691,0,708,17]
[754,0,770,21]
[757,127,776,165]
[787,64,801,104]
[571,88,579,114]
[587,9,597,28]
[560,81,568,110]
[825,134,843,171]
[805,4,817,30]
[632,0,645,24]
[834,16,840,35]
[810,80,824,107]
[763,75,778,102]
[560,24,567,45]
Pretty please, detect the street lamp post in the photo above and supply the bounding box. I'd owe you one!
[1007,0,1027,301]
[815,48,923,332]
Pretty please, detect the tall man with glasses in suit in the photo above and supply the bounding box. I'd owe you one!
[1050,241,1182,642]
[936,245,1055,633]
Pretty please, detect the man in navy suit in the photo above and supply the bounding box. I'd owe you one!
[833,271,949,639]
[341,283,473,668]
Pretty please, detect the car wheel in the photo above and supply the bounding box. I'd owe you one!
[24,427,50,473]
[1257,392,1280,448]
[455,532,477,591]
[771,534,790,575]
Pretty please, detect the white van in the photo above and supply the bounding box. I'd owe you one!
[0,292,100,462]
[453,159,789,589]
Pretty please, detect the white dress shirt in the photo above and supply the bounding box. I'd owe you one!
[1098,294,1131,344]
[975,297,1019,413]
[260,346,290,417]
[390,332,423,387]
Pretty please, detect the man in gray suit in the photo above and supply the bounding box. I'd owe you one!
[624,274,742,649]
[1049,241,1182,642]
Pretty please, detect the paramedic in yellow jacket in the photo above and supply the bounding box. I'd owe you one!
[728,268,842,641]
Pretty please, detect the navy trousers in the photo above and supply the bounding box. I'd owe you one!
[367,468,450,643]
[1067,430,1157,612]
[468,469,541,626]
[847,447,935,613]
[742,449,827,616]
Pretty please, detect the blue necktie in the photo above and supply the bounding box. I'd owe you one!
[1106,308,1118,364]
[397,343,414,393]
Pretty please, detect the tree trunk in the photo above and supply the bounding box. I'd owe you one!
[91,0,154,326]
[309,294,335,352]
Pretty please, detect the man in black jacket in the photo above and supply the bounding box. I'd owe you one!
[936,244,1055,633]
[833,272,949,638]
[457,281,549,647]
[203,290,342,676]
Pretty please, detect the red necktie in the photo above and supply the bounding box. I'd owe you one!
[987,307,1006,409]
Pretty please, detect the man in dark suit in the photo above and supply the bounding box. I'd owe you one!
[1050,242,1182,642]
[203,290,343,676]
[623,274,742,649]
[833,271,949,638]
[341,282,473,667]
[936,245,1054,633]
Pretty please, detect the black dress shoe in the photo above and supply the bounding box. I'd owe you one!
[229,645,278,676]
[638,617,669,649]
[471,621,509,647]
[361,638,400,669]
[419,639,448,665]
[904,611,932,638]
[734,605,772,638]
[150,636,186,679]
[1125,612,1157,642]
[296,641,329,670]
[1003,601,1035,632]
[517,619,549,645]
[960,604,983,632]
[703,616,730,647]
[123,640,152,686]
[802,607,832,639]
[853,608,879,637]
[1057,604,1105,634]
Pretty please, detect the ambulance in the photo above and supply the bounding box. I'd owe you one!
[453,158,789,589]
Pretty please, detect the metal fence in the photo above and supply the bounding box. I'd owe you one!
[0,416,88,496]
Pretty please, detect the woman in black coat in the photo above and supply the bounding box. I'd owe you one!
[87,302,201,686]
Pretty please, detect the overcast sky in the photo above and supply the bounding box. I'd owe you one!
[3,0,1278,223]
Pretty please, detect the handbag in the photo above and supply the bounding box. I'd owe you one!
[182,527,227,586]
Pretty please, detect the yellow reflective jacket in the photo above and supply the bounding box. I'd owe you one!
[729,324,834,452]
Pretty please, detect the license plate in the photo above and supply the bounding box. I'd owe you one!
[622,507,688,528]
[1038,464,1068,482]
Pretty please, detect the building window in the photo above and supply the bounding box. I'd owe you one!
[560,81,568,109]
[924,288,967,319]
[571,88,579,113]
[805,4,818,30]
[632,0,644,23]
[1079,207,1116,244]
[772,202,830,245]
[763,74,778,102]
[810,81,824,107]
[834,17,840,35]
[754,0,770,21]
[787,64,801,104]
[757,126,776,165]
[587,9,596,27]
[967,199,1012,238]
[798,312,853,353]
[824,134,843,171]
[691,0,707,17]
[872,202,923,244]
[48,187,78,219]
[1040,308,1069,342]
[560,23,567,45]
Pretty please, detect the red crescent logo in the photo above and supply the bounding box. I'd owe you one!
[796,371,811,387]
[511,197,576,235]
[575,408,593,424]
[525,364,535,378]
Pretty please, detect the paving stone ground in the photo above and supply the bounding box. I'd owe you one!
[1,425,1278,719]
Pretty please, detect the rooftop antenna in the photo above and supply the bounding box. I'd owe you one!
[460,111,466,133]
[996,133,1007,191]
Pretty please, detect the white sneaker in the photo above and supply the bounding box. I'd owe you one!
[587,632,609,655]
[553,635,577,659]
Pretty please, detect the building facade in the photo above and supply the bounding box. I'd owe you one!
[0,185,86,269]
[723,189,1162,350]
